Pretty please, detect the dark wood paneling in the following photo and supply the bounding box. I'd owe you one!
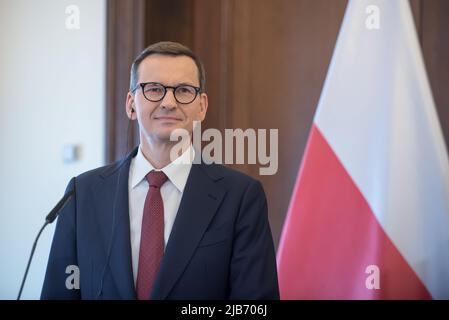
[144,0,194,46]
[106,0,145,162]
[228,0,347,247]
[193,0,231,133]
[422,0,449,152]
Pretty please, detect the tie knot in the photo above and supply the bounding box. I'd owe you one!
[146,170,168,188]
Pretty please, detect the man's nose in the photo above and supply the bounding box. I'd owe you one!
[160,89,177,110]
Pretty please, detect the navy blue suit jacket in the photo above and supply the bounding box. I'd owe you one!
[41,147,279,299]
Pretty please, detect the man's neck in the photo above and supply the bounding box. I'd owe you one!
[140,136,191,169]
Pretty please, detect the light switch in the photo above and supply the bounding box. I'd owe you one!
[62,144,80,163]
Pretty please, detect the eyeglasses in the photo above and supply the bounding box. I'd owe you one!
[132,82,200,104]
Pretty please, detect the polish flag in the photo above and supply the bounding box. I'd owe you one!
[277,0,449,299]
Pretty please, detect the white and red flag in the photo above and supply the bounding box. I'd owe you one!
[277,0,449,299]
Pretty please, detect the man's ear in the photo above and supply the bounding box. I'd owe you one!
[198,92,208,121]
[126,92,137,120]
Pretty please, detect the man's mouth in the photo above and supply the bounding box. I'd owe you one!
[154,116,182,121]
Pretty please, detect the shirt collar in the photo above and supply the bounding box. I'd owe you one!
[130,144,194,193]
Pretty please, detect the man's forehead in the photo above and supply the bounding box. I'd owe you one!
[137,54,198,84]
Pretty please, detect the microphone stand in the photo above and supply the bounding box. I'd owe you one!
[17,190,74,300]
[17,222,49,300]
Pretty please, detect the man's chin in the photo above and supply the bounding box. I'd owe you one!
[154,128,190,143]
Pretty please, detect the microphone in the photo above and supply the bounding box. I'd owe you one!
[17,189,75,300]
[45,190,74,223]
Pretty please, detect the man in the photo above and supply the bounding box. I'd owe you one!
[41,41,279,299]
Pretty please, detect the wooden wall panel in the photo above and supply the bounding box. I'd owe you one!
[144,0,194,47]
[106,0,145,161]
[227,0,347,247]
[422,0,449,151]
[193,0,230,132]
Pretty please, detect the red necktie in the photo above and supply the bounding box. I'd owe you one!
[136,170,168,300]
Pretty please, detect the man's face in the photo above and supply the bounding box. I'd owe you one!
[126,54,208,145]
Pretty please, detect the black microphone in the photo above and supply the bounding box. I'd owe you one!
[45,190,74,223]
[17,189,75,300]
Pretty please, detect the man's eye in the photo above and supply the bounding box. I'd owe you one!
[146,87,163,93]
[178,87,192,94]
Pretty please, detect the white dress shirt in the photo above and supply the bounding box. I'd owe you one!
[128,145,194,285]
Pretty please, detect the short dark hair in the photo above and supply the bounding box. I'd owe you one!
[129,41,206,93]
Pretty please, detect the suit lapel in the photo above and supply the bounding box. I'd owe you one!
[97,148,137,299]
[151,162,226,299]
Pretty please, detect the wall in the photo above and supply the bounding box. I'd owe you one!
[0,0,105,299]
